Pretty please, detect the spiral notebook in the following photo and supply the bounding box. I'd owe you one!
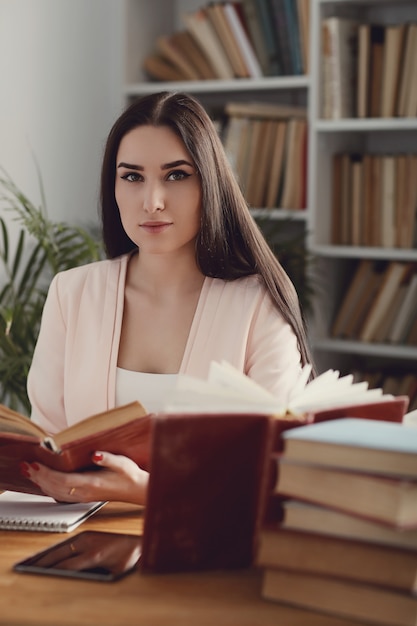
[0,491,106,532]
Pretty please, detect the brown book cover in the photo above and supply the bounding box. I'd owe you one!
[183,8,235,79]
[369,24,385,117]
[140,412,274,572]
[273,456,417,528]
[396,23,417,117]
[357,23,371,117]
[258,527,417,592]
[155,34,201,81]
[263,498,417,550]
[380,24,406,118]
[265,121,287,208]
[170,31,217,79]
[331,259,374,337]
[143,55,187,82]
[358,262,412,342]
[0,402,152,495]
[205,3,249,78]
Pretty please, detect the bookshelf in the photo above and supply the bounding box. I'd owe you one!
[121,0,417,398]
[308,0,417,404]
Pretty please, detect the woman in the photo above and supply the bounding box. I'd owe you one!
[22,91,314,504]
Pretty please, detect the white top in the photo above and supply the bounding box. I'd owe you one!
[115,367,178,413]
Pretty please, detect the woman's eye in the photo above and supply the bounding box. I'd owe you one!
[121,172,141,182]
[166,170,191,182]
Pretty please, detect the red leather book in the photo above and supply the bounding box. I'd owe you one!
[140,412,274,573]
[0,401,152,495]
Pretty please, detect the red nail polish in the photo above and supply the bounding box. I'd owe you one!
[19,467,30,478]
[19,462,29,472]
[92,452,103,462]
[30,462,40,471]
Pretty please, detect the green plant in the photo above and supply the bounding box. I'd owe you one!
[0,169,103,414]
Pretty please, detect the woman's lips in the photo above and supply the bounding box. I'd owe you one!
[140,221,172,234]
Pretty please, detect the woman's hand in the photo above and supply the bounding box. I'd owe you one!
[20,452,149,505]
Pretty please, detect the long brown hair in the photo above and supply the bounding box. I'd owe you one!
[100,91,314,370]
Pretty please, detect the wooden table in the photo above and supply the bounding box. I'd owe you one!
[0,502,368,626]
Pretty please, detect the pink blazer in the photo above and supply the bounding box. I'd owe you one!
[27,254,302,433]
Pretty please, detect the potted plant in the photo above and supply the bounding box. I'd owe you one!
[0,169,103,413]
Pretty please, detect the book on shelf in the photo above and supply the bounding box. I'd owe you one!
[356,23,371,117]
[261,567,417,626]
[372,279,408,344]
[143,55,187,82]
[358,261,412,343]
[223,114,249,175]
[264,120,287,208]
[266,499,417,550]
[0,401,151,495]
[239,0,270,75]
[155,34,202,81]
[170,30,217,79]
[224,100,307,119]
[330,153,342,243]
[246,118,277,208]
[369,153,383,245]
[350,152,363,246]
[396,153,417,249]
[222,1,263,78]
[396,23,417,117]
[205,2,249,78]
[269,0,294,76]
[244,118,268,206]
[386,272,417,343]
[0,491,105,533]
[380,155,396,247]
[182,7,235,79]
[296,0,310,74]
[321,17,358,119]
[331,259,382,339]
[283,0,303,75]
[253,0,282,75]
[403,25,417,117]
[369,24,385,117]
[279,117,307,210]
[380,23,406,118]
[257,526,417,592]
[331,152,417,248]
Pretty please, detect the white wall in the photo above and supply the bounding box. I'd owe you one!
[0,0,125,227]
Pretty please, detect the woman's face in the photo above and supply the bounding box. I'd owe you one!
[115,125,202,256]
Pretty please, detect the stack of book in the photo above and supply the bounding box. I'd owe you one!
[331,152,417,249]
[143,0,310,82]
[221,101,307,209]
[257,417,417,626]
[321,16,417,119]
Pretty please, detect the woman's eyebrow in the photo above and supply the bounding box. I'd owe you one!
[161,159,194,170]
[117,162,143,170]
[117,159,193,170]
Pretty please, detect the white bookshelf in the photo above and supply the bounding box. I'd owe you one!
[122,0,417,379]
[309,0,417,379]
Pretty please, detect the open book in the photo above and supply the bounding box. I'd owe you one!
[0,401,151,495]
[164,360,409,418]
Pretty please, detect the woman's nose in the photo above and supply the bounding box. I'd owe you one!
[142,181,165,213]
